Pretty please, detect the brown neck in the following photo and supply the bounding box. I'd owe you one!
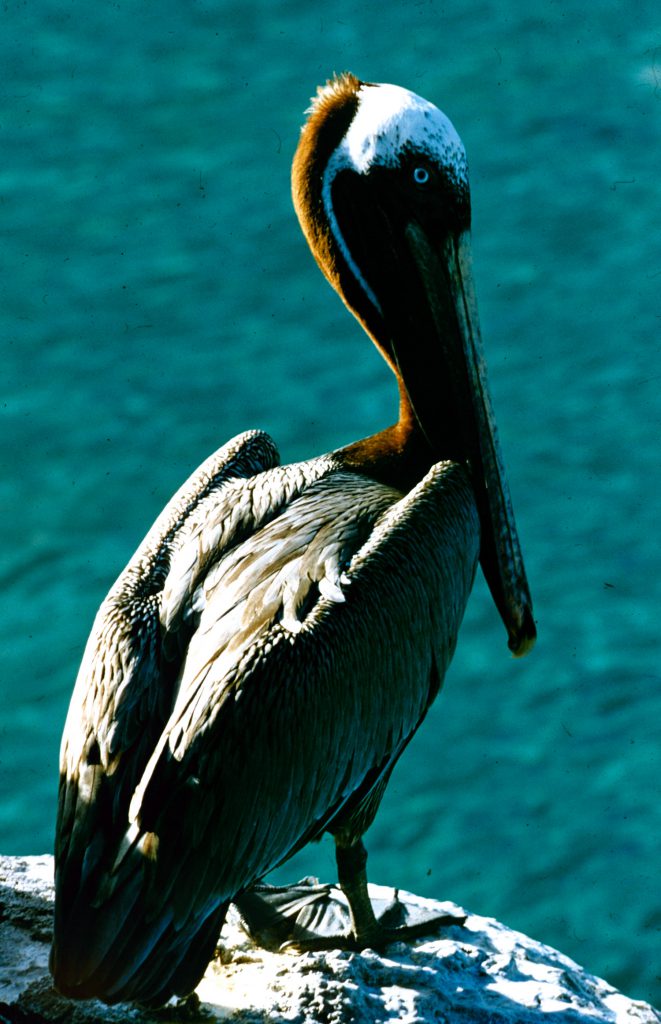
[335,379,438,493]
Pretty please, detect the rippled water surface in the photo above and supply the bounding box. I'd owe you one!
[1,0,660,1007]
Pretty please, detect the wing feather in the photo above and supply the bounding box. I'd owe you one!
[54,432,282,967]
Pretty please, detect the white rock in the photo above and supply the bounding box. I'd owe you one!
[1,856,659,1023]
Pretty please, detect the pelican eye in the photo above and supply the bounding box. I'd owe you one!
[413,166,430,185]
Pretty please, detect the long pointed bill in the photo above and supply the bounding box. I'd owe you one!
[401,223,536,656]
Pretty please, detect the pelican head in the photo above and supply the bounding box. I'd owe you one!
[293,73,535,656]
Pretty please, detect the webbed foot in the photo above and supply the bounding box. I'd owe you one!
[233,876,465,953]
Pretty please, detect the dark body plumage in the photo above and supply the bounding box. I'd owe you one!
[51,73,534,1006]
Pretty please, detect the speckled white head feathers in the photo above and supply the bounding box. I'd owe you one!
[292,73,472,321]
[337,81,468,186]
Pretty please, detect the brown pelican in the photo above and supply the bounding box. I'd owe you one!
[51,72,535,1007]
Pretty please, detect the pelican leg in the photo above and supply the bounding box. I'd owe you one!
[335,837,382,945]
[333,837,466,951]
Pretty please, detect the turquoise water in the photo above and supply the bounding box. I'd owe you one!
[2,0,660,1007]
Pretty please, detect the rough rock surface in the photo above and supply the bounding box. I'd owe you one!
[1,855,658,1024]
